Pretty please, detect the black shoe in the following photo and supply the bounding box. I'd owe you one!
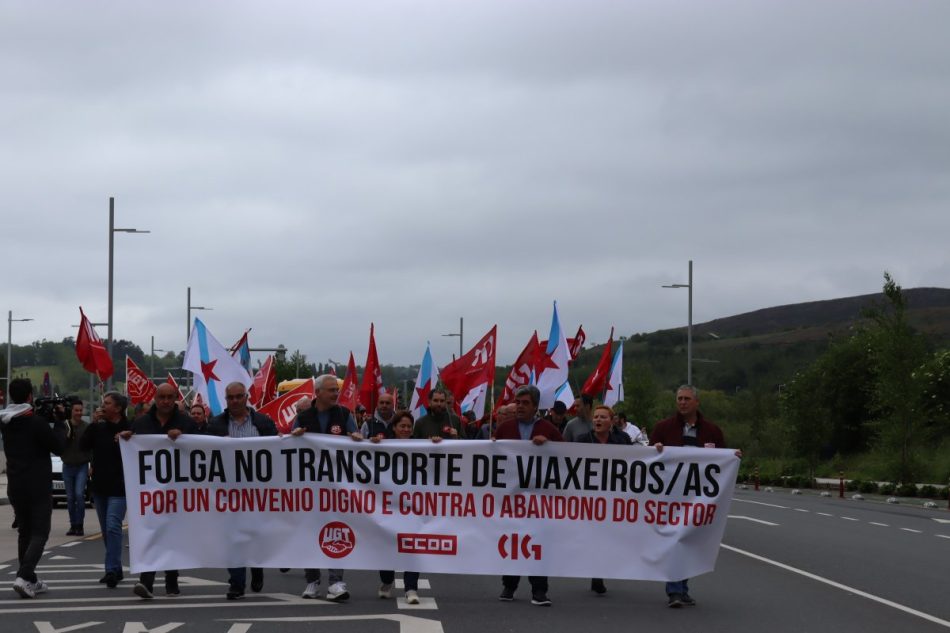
[591,578,607,594]
[226,586,245,600]
[133,583,154,600]
[250,569,264,593]
[499,587,515,602]
[105,572,120,588]
[681,593,696,606]
[279,568,290,573]
[531,592,552,606]
[667,593,684,608]
[75,526,84,536]
[67,526,77,536]
[99,573,109,584]
[165,577,180,596]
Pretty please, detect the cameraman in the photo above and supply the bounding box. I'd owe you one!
[0,378,67,599]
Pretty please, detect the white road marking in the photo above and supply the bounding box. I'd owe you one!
[0,592,305,605]
[58,542,83,548]
[48,556,75,561]
[396,596,439,610]
[219,614,444,633]
[937,535,950,540]
[900,528,923,534]
[732,499,789,509]
[841,516,859,521]
[721,544,950,629]
[869,522,889,527]
[728,515,779,526]
[0,593,331,614]
[395,579,432,590]
[817,512,833,517]
[794,508,810,513]
[932,518,950,524]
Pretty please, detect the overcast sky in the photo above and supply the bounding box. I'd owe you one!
[2,0,948,368]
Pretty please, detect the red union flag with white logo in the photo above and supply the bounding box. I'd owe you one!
[257,378,315,434]
[125,356,156,405]
[439,325,497,420]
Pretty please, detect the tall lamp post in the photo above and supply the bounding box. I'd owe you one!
[108,197,150,389]
[663,260,693,386]
[150,336,167,379]
[442,317,464,358]
[186,287,213,345]
[6,311,34,397]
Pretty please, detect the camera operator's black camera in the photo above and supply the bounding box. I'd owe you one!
[33,396,81,422]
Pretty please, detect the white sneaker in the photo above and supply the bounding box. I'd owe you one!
[32,579,48,594]
[378,582,394,598]
[13,577,34,599]
[406,589,420,604]
[301,581,320,599]
[327,581,349,602]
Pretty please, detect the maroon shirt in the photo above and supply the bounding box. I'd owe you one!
[650,412,725,448]
[494,417,564,442]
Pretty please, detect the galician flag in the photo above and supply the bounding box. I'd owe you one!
[603,341,624,407]
[182,318,253,415]
[535,302,570,409]
[555,381,575,408]
[409,342,439,419]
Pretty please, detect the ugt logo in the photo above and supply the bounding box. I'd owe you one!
[319,521,355,559]
[497,533,542,560]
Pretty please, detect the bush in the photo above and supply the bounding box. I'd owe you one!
[919,485,938,499]
[846,479,862,492]
[896,483,918,497]
[859,481,878,494]
[879,482,896,495]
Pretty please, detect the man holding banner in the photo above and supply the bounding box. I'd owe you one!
[290,374,363,601]
[208,382,278,600]
[652,385,741,608]
[121,383,198,600]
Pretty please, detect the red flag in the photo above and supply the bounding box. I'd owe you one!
[568,325,586,361]
[359,324,384,412]
[41,371,52,397]
[126,356,157,405]
[76,307,114,382]
[440,325,497,419]
[167,373,185,402]
[339,352,359,411]
[495,331,540,411]
[581,327,614,397]
[250,355,277,408]
[258,378,315,434]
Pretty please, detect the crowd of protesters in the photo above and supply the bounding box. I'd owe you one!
[3,375,737,609]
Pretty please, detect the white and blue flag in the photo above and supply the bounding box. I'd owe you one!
[183,318,253,416]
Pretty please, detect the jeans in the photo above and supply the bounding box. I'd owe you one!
[228,567,263,591]
[379,570,420,591]
[9,491,52,583]
[93,495,127,574]
[63,464,89,527]
[304,568,344,585]
[666,579,690,595]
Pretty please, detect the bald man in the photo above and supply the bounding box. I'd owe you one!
[360,392,397,440]
[121,382,198,600]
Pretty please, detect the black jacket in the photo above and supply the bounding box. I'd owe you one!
[80,418,131,497]
[293,405,355,435]
[131,405,198,435]
[1,410,67,497]
[576,429,633,446]
[207,408,278,437]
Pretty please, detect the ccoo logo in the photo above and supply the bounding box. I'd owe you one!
[319,521,355,559]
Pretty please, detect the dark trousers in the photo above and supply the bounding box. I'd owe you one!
[228,567,263,591]
[379,570,420,591]
[9,491,52,583]
[502,575,548,593]
[139,569,179,590]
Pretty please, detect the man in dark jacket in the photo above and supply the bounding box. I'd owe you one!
[291,374,363,601]
[651,385,739,608]
[81,391,132,588]
[62,399,92,535]
[0,378,67,599]
[120,383,197,599]
[411,389,463,440]
[494,385,562,606]
[208,381,278,599]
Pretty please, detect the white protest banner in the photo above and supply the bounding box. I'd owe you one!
[120,435,738,580]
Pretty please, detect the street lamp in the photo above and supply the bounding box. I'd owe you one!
[186,286,213,345]
[108,196,149,389]
[442,317,464,358]
[150,336,167,379]
[6,311,34,397]
[662,260,693,385]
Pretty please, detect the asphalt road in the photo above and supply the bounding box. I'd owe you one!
[0,489,947,633]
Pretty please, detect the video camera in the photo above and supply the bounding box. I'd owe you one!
[33,395,82,422]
